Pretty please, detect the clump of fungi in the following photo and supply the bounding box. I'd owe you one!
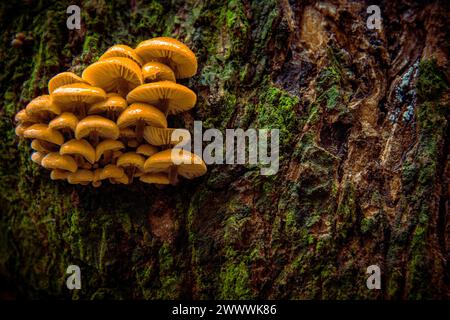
[15,37,207,187]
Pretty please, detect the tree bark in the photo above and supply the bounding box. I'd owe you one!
[0,0,448,299]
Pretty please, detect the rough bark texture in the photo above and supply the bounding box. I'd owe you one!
[0,0,449,299]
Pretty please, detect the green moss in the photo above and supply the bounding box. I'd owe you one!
[416,59,448,102]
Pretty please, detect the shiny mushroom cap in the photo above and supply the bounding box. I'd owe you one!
[82,57,143,96]
[15,109,39,125]
[51,83,106,112]
[116,102,167,129]
[67,169,94,185]
[143,127,190,147]
[99,44,143,66]
[31,152,45,165]
[41,152,77,173]
[139,172,170,185]
[48,112,79,132]
[60,139,96,164]
[48,72,87,94]
[23,124,64,146]
[144,149,207,179]
[142,61,176,83]
[136,144,159,157]
[95,139,125,162]
[116,152,145,172]
[30,139,57,153]
[15,123,30,138]
[126,81,196,115]
[135,37,197,78]
[75,115,120,140]
[25,95,61,120]
[50,169,71,180]
[88,93,127,118]
[99,164,125,180]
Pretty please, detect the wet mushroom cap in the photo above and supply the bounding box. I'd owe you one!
[82,57,143,94]
[25,95,61,119]
[144,149,207,179]
[51,83,106,112]
[142,61,176,82]
[15,109,39,124]
[95,139,125,162]
[116,152,145,172]
[143,127,190,146]
[41,152,77,173]
[75,115,120,140]
[99,44,143,66]
[60,139,96,164]
[48,112,79,132]
[67,169,94,184]
[31,139,55,153]
[139,172,170,185]
[31,152,45,165]
[48,72,87,94]
[99,164,125,180]
[15,123,30,137]
[50,169,71,180]
[110,174,130,184]
[126,81,196,115]
[116,102,167,129]
[135,37,197,78]
[88,93,127,116]
[136,144,159,157]
[23,124,64,145]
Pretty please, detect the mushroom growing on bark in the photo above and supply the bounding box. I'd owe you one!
[40,152,78,173]
[60,139,95,168]
[143,126,190,148]
[50,169,71,181]
[139,172,170,185]
[75,115,119,146]
[136,144,159,158]
[99,44,143,66]
[95,139,125,164]
[31,152,45,165]
[116,152,145,183]
[48,72,87,94]
[142,61,176,83]
[48,112,79,139]
[88,93,127,121]
[23,124,64,152]
[67,169,94,186]
[25,95,61,122]
[99,164,125,184]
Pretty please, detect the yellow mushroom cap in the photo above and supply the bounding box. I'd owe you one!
[119,128,136,139]
[99,164,125,180]
[135,37,197,78]
[99,44,143,66]
[31,152,45,165]
[95,139,125,162]
[30,139,55,153]
[60,139,96,164]
[25,95,61,119]
[139,172,170,185]
[67,169,94,184]
[88,93,127,116]
[15,123,30,138]
[110,174,130,185]
[41,152,78,173]
[116,152,145,171]
[143,127,190,147]
[75,115,120,140]
[116,102,167,129]
[51,83,106,112]
[136,144,159,157]
[144,149,207,179]
[142,61,176,83]
[92,168,103,187]
[48,72,87,94]
[15,109,39,124]
[48,112,79,132]
[82,57,143,94]
[127,139,139,148]
[50,169,71,180]
[23,124,64,145]
[126,81,196,115]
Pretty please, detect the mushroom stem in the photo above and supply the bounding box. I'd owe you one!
[125,166,136,184]
[159,99,169,117]
[90,131,99,146]
[168,165,179,186]
[117,80,129,97]
[79,104,87,119]
[135,120,145,143]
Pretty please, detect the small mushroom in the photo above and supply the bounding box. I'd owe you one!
[15,123,31,138]
[25,95,61,121]
[31,152,45,165]
[143,127,190,148]
[88,93,127,120]
[82,57,143,97]
[127,139,139,148]
[99,164,125,184]
[31,139,57,153]
[48,112,79,139]
[67,169,94,185]
[11,38,23,48]
[23,124,64,151]
[142,61,176,83]
[139,172,170,185]
[41,152,78,173]
[126,81,196,116]
[50,169,71,181]
[99,44,143,66]
[143,149,206,185]
[75,115,120,146]
[95,139,125,164]
[135,37,197,79]
[51,83,106,118]
[15,109,39,125]
[116,152,145,183]
[116,102,167,142]
[110,174,130,185]
[60,139,95,167]
[48,72,87,94]
[136,144,159,157]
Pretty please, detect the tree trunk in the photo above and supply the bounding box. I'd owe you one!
[0,0,448,299]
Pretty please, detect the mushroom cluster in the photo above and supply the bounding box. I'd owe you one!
[14,37,207,187]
